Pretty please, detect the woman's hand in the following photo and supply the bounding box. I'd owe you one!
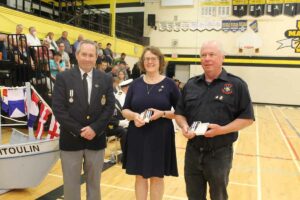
[148,108,164,121]
[133,113,145,127]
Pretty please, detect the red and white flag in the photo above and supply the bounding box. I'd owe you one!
[35,103,51,139]
[47,115,60,139]
[27,90,40,128]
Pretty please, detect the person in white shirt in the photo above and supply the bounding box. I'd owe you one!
[26,27,41,46]
[106,79,133,152]
[115,79,132,107]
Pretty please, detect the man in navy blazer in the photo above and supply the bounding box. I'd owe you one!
[52,40,115,200]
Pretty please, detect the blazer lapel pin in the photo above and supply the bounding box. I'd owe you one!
[101,95,106,105]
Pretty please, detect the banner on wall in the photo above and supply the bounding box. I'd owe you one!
[200,0,231,17]
[249,20,259,32]
[222,20,248,32]
[232,0,249,17]
[284,0,300,16]
[249,0,266,17]
[157,20,247,32]
[277,20,300,53]
[266,0,284,16]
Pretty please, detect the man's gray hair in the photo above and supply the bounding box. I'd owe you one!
[76,40,98,55]
[201,40,225,55]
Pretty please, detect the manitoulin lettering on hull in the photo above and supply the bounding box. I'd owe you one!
[0,145,40,156]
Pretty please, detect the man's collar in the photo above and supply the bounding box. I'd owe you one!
[196,68,229,82]
[79,68,93,78]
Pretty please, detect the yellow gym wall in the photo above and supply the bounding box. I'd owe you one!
[0,6,143,67]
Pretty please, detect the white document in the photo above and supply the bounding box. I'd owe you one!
[140,110,153,123]
[189,121,209,135]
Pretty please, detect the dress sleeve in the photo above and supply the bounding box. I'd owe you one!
[122,82,134,110]
[169,79,181,108]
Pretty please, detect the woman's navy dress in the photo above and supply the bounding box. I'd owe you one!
[122,77,180,178]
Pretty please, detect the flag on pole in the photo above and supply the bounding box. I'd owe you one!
[35,103,51,139]
[27,90,40,128]
[47,115,60,139]
[1,88,26,118]
[1,88,9,113]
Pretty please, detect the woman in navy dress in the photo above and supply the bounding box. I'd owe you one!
[122,46,180,200]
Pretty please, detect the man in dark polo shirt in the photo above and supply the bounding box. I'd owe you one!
[175,40,254,200]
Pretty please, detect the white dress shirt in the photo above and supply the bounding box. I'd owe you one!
[79,68,93,104]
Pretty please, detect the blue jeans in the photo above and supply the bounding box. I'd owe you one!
[184,143,233,200]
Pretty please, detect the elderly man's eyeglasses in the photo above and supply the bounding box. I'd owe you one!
[143,57,158,62]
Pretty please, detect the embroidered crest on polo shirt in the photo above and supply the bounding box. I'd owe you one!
[222,83,233,95]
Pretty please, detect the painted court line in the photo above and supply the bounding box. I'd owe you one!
[48,173,62,178]
[229,181,257,187]
[279,108,300,138]
[101,183,188,200]
[235,152,295,161]
[269,107,300,174]
[255,105,262,200]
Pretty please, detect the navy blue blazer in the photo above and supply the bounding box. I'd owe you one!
[52,66,115,151]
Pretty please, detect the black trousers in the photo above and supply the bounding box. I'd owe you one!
[184,144,233,200]
[106,126,127,152]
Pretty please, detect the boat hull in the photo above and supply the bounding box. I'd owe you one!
[0,130,59,189]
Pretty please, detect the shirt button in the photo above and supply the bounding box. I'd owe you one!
[86,115,90,120]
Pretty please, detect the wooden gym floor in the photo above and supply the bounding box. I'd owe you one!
[0,104,300,200]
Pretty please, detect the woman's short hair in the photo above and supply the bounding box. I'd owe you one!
[139,46,166,74]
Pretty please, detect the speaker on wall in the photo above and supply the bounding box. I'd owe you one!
[147,14,156,27]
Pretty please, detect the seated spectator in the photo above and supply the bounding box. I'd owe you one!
[117,69,127,83]
[42,40,54,59]
[118,61,131,78]
[113,52,126,65]
[13,36,31,65]
[107,65,119,77]
[58,42,71,69]
[26,27,41,47]
[8,24,24,47]
[73,34,84,53]
[56,31,72,55]
[104,42,114,65]
[96,42,105,68]
[96,60,108,72]
[49,52,65,80]
[45,32,58,53]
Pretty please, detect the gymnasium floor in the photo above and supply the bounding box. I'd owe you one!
[0,104,300,200]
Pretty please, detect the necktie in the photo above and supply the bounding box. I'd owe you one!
[82,73,89,104]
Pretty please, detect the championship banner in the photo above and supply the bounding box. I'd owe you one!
[266,0,284,16]
[249,0,266,17]
[222,20,247,32]
[232,0,249,17]
[284,0,300,16]
[158,22,167,31]
[200,0,231,17]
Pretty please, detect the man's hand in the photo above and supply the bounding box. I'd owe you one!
[181,124,196,139]
[80,126,96,140]
[204,123,223,138]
